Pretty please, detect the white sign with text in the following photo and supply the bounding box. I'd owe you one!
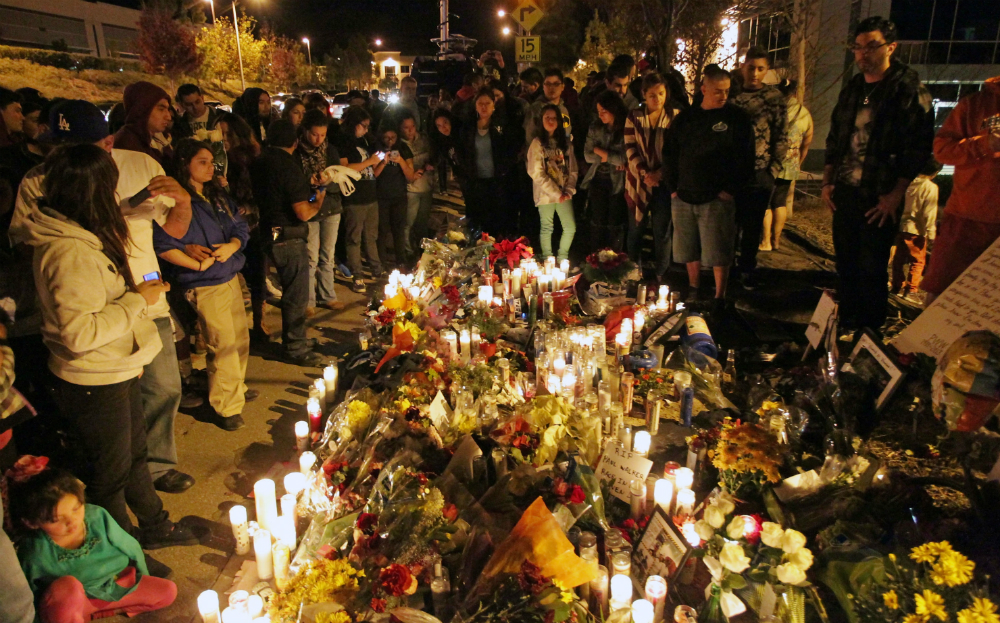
[595,441,653,502]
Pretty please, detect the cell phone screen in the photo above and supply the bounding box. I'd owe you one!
[142,271,161,282]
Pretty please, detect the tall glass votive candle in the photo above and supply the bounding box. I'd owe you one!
[229,504,250,555]
[253,529,273,580]
[253,479,277,533]
[645,576,667,623]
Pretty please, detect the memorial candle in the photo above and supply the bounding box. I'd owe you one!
[253,529,273,580]
[272,542,290,590]
[470,326,481,353]
[656,285,669,309]
[675,489,695,518]
[645,577,667,623]
[633,599,655,623]
[633,431,651,457]
[442,330,458,361]
[283,472,306,497]
[674,467,694,491]
[478,285,493,306]
[591,565,609,617]
[307,398,322,433]
[280,493,296,526]
[274,514,295,549]
[313,378,326,409]
[511,268,522,298]
[253,479,277,533]
[294,421,309,453]
[198,591,221,623]
[610,574,633,610]
[553,356,566,379]
[299,451,316,475]
[653,479,673,515]
[323,364,337,401]
[459,330,471,363]
[229,505,250,555]
[384,283,398,300]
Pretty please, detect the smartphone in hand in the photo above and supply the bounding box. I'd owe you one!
[143,271,161,282]
[129,188,153,208]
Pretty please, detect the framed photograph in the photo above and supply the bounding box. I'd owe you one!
[632,506,693,585]
[842,329,905,411]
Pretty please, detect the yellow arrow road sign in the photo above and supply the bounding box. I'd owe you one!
[512,0,544,32]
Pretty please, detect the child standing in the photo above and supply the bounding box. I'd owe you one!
[12,467,177,623]
[375,128,415,268]
[527,103,578,263]
[892,160,941,297]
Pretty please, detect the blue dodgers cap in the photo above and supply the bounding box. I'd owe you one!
[39,100,110,144]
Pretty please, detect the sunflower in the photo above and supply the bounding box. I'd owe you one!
[884,590,899,610]
[915,590,948,622]
[958,598,1000,623]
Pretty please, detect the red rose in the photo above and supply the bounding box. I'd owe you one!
[371,598,387,613]
[356,512,378,534]
[380,564,418,597]
[443,504,459,522]
[569,485,586,504]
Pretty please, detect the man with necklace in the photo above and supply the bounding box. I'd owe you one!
[822,16,933,338]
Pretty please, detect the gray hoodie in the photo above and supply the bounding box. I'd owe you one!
[20,206,160,385]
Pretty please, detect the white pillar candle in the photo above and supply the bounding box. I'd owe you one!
[248,595,264,619]
[552,356,566,379]
[511,268,522,298]
[299,451,316,475]
[229,504,250,555]
[198,590,221,623]
[645,576,667,623]
[546,256,556,271]
[384,283,398,299]
[253,479,277,533]
[478,285,493,306]
[294,421,309,453]
[272,542,290,591]
[653,479,673,515]
[675,467,694,491]
[459,330,471,363]
[562,371,576,398]
[442,330,458,361]
[284,472,306,498]
[634,310,645,331]
[547,373,562,396]
[253,529,273,580]
[560,259,569,274]
[675,488,695,518]
[274,514,295,548]
[470,326,481,353]
[281,493,297,526]
[409,285,421,300]
[610,574,632,610]
[632,599,655,623]
[633,431,651,457]
[323,364,337,400]
[313,378,326,409]
[591,565,609,616]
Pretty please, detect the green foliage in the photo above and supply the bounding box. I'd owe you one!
[137,8,203,82]
[531,0,588,69]
[195,12,267,85]
[0,45,143,72]
[322,34,373,89]
[263,27,307,90]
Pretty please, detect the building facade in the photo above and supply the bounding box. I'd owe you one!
[0,0,140,58]
[373,51,416,86]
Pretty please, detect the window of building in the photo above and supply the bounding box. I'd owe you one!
[385,65,397,77]
[737,13,792,66]
[889,0,1000,63]
[401,65,410,74]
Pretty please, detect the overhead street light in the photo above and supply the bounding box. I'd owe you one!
[502,26,511,36]
[302,37,311,65]
[497,9,505,17]
[204,0,215,22]
[375,38,383,47]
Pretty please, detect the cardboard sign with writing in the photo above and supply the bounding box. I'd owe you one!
[428,390,453,431]
[595,440,653,502]
[894,237,1000,360]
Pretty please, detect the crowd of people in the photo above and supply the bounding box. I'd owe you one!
[0,11,998,623]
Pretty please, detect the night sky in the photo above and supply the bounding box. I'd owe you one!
[107,0,511,59]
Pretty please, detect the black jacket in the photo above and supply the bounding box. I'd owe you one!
[457,115,521,181]
[172,105,223,140]
[825,60,934,195]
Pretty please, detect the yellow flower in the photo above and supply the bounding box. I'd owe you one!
[553,579,575,603]
[915,590,948,622]
[930,550,975,587]
[884,591,899,610]
[959,598,1000,623]
[911,542,952,564]
[904,616,929,623]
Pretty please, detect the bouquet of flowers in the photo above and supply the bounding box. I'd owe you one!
[489,236,534,270]
[268,556,362,622]
[580,249,638,286]
[464,560,593,623]
[851,542,993,623]
[708,419,784,498]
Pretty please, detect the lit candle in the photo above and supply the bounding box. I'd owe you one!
[478,285,493,306]
[253,529,273,580]
[248,595,264,619]
[272,542,290,590]
[388,269,401,288]
[621,318,633,337]
[280,493,297,526]
[545,256,556,271]
[644,576,667,623]
[228,590,249,618]
[307,397,322,433]
[547,373,562,396]
[283,472,306,497]
[512,268,522,298]
[299,451,316,475]
[470,326,481,353]
[459,330,471,363]
[591,565,609,616]
[615,331,628,362]
[562,371,576,397]
[653,479,673,515]
[229,505,250,555]
[656,285,669,309]
[675,467,694,491]
[610,574,633,610]
[560,258,569,274]
[632,599,655,623]
[294,420,309,453]
[681,521,701,548]
[313,378,326,410]
[198,590,221,623]
[634,309,645,332]
[274,514,295,548]
[384,283,398,300]
[633,431,651,457]
[253,479,277,533]
[675,488,695,518]
[630,478,646,520]
[323,364,337,401]
[409,285,421,300]
[553,356,566,379]
[442,330,458,361]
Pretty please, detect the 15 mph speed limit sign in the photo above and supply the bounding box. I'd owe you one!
[516,36,541,63]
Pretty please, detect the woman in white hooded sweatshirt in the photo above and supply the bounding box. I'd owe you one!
[21,144,196,548]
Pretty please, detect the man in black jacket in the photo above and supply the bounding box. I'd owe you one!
[822,16,934,336]
[173,84,221,139]
[665,65,756,312]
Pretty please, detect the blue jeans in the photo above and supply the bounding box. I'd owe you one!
[538,200,576,262]
[626,186,672,278]
[141,317,182,479]
[308,214,341,306]
[270,238,311,356]
[406,191,433,258]
[0,498,34,623]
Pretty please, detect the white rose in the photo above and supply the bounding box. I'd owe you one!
[776,562,807,585]
[781,529,807,554]
[695,520,716,542]
[714,493,736,516]
[719,542,751,574]
[726,516,746,541]
[704,505,726,529]
[760,522,785,548]
[788,548,813,571]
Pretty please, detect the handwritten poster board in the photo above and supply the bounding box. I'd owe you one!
[595,441,653,502]
[633,506,693,585]
[894,238,1000,360]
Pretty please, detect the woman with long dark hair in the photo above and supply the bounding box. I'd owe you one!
[582,90,629,252]
[231,88,274,144]
[337,105,384,293]
[155,138,250,431]
[21,144,196,548]
[527,103,578,262]
[281,97,305,127]
[458,88,520,238]
[429,108,461,194]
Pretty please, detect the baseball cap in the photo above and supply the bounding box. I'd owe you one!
[39,100,110,144]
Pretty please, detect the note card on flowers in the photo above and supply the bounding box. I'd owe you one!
[595,441,653,502]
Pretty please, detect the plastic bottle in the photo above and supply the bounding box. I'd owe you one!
[681,313,718,360]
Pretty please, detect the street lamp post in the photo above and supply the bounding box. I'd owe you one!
[232,2,246,91]
[302,37,312,65]
[205,0,215,23]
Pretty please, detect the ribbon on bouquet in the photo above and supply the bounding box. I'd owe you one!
[703,556,748,618]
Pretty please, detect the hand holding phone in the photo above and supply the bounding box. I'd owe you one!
[142,271,162,282]
[129,188,153,209]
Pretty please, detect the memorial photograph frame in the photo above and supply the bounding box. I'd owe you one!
[632,505,694,586]
[842,329,905,411]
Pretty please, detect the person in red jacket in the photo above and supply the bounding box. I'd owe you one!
[112,82,174,172]
[922,76,1000,305]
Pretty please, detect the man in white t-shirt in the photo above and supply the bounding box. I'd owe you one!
[9,100,198,497]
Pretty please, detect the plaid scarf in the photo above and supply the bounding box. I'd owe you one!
[297,139,329,180]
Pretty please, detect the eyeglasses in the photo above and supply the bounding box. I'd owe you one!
[848,41,889,53]
[543,81,563,88]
